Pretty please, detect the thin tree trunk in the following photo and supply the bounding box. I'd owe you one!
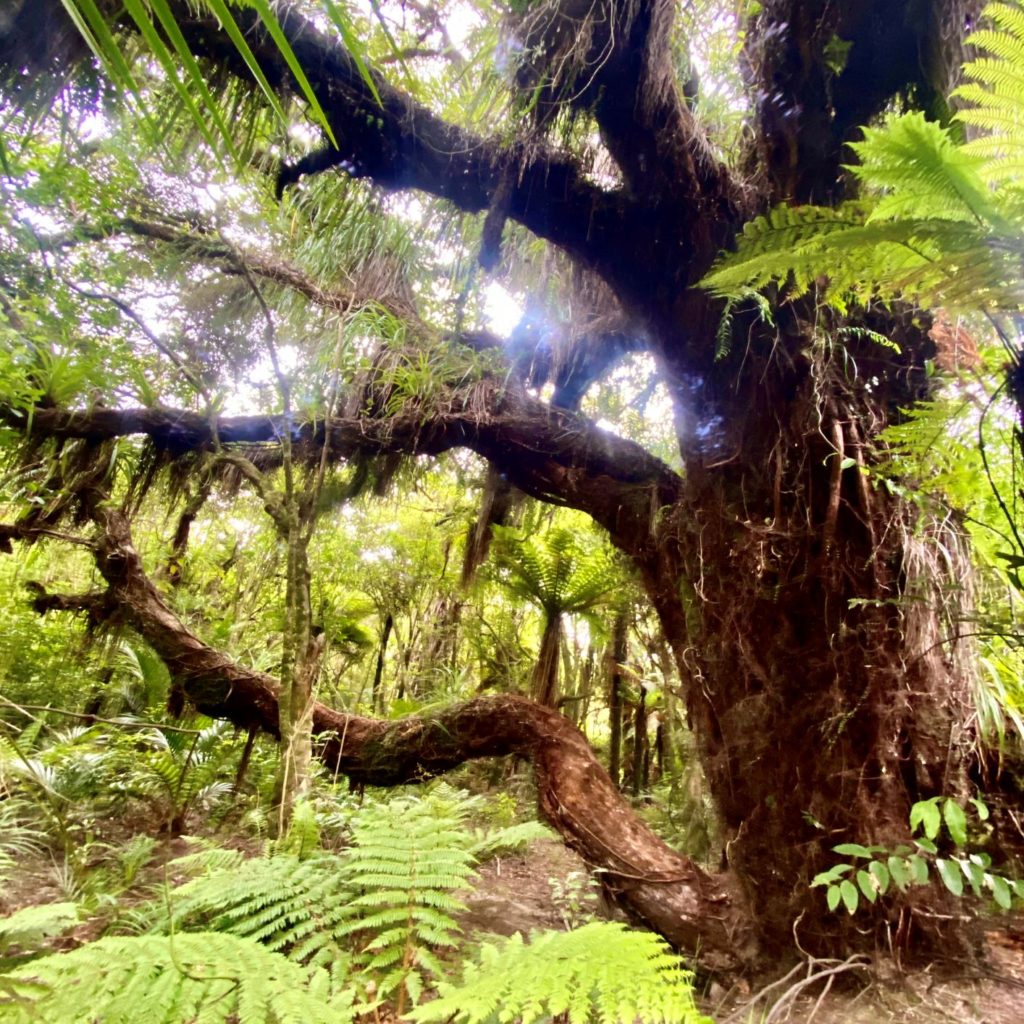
[608,610,627,789]
[233,724,259,796]
[632,685,647,798]
[372,612,393,713]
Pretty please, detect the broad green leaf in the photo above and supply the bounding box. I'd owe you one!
[869,860,890,895]
[122,0,222,157]
[936,858,964,897]
[826,884,842,912]
[856,869,877,903]
[910,798,941,840]
[963,859,986,896]
[888,855,911,891]
[839,879,859,914]
[908,855,930,886]
[988,874,1013,910]
[811,864,853,886]
[970,797,991,821]
[943,799,968,847]
[832,843,876,858]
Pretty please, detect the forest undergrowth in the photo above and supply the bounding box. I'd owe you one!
[1,709,1024,1024]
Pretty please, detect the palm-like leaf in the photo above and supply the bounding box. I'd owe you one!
[492,526,620,617]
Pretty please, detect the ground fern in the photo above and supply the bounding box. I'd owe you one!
[155,852,353,967]
[406,921,713,1024]
[338,791,477,1012]
[0,932,353,1024]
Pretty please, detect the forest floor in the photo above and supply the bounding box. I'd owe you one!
[465,839,1024,1024]
[4,831,1024,1022]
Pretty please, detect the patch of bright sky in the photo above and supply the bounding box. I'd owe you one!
[483,282,523,335]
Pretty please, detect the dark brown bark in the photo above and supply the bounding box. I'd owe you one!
[532,615,562,707]
[372,613,393,715]
[633,686,648,799]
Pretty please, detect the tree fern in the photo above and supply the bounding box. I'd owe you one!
[0,932,353,1024]
[406,922,713,1024]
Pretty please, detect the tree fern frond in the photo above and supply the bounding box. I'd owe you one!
[405,922,712,1024]
[850,113,1000,226]
[0,932,352,1023]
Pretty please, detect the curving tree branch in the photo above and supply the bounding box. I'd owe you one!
[5,388,684,564]
[30,494,750,970]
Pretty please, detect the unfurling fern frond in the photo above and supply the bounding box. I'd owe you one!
[406,922,712,1024]
[0,932,353,1024]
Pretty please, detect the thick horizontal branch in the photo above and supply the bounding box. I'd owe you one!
[169,1,626,276]
[56,497,752,971]
[6,387,683,562]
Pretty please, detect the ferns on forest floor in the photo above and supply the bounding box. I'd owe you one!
[407,921,714,1024]
[0,932,353,1024]
[0,784,709,1024]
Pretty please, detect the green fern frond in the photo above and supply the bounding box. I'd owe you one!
[0,932,353,1023]
[470,820,553,858]
[337,792,478,1010]
[155,852,353,965]
[406,922,712,1024]
[0,903,78,957]
[850,113,1001,226]
[492,526,620,614]
[959,3,1024,182]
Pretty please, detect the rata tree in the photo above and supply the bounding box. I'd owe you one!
[0,0,1012,971]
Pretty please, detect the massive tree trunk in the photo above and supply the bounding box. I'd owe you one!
[646,320,977,951]
[0,0,990,969]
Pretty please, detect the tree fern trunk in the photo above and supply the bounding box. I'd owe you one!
[608,610,627,789]
[532,614,562,707]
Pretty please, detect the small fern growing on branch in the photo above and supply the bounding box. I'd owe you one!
[406,921,713,1024]
[701,0,1024,319]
